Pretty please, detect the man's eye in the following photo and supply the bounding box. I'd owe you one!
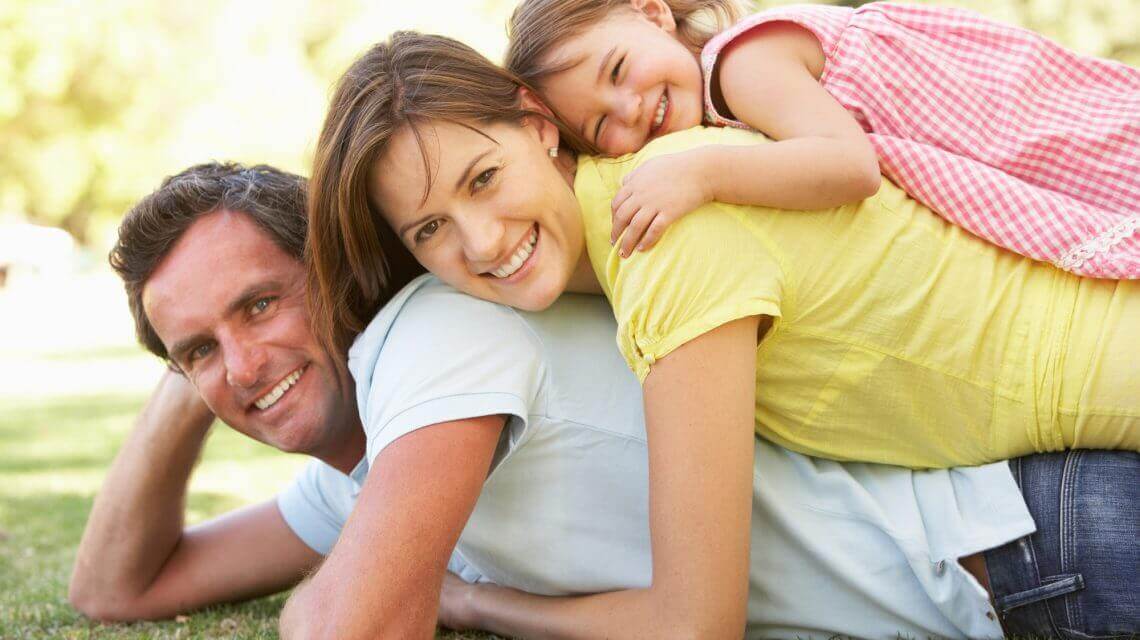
[250,297,275,314]
[415,219,443,244]
[471,167,497,192]
[610,55,624,83]
[188,343,212,363]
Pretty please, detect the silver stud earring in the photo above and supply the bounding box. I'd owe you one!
[547,146,559,158]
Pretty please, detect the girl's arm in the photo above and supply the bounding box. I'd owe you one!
[612,22,879,256]
[446,317,761,640]
[279,415,505,640]
[710,21,880,207]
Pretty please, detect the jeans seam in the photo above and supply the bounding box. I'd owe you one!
[1061,451,1084,631]
[1020,458,1064,636]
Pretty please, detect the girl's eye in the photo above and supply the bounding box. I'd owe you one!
[610,54,624,83]
[415,219,443,244]
[471,167,498,192]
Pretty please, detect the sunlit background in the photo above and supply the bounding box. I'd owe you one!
[1,0,1138,636]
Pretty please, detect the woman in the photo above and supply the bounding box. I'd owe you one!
[303,31,1140,638]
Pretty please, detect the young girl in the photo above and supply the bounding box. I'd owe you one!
[505,0,1140,278]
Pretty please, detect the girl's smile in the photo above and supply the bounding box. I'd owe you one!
[539,4,704,155]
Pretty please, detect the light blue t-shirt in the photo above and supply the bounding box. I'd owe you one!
[279,276,1034,639]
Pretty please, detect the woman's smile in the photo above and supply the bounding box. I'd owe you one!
[485,224,540,280]
[370,119,592,312]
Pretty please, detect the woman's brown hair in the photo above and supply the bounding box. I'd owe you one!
[504,0,745,153]
[307,31,543,357]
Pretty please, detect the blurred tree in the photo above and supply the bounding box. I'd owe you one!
[0,0,1137,246]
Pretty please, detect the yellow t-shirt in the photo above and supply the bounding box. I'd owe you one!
[575,126,1139,468]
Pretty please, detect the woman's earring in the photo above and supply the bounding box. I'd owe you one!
[547,147,559,158]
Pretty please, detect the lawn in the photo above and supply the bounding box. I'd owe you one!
[0,272,500,639]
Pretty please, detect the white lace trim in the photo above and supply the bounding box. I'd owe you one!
[1057,215,1140,271]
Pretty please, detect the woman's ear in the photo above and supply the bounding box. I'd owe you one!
[518,87,562,151]
[630,0,677,31]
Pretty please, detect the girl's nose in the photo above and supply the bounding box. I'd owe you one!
[616,92,642,126]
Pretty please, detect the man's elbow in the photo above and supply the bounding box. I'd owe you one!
[670,615,747,640]
[68,585,134,623]
[68,576,158,623]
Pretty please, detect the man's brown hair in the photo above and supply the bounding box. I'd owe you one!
[109,162,308,363]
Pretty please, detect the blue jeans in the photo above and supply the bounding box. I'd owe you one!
[984,450,1139,638]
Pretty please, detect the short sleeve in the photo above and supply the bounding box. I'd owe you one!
[276,460,356,555]
[577,129,788,381]
[350,283,547,465]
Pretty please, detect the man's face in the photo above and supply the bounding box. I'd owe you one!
[142,210,353,456]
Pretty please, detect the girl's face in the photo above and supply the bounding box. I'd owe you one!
[539,1,704,156]
[369,118,588,312]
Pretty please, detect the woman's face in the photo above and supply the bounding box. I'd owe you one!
[370,119,587,312]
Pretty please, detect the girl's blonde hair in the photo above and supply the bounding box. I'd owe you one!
[505,0,746,151]
[307,31,539,356]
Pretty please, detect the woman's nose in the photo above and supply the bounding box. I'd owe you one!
[458,216,508,266]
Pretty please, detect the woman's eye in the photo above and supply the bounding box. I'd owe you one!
[471,167,497,192]
[415,219,442,244]
[610,55,624,83]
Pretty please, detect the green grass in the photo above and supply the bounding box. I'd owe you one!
[0,344,500,639]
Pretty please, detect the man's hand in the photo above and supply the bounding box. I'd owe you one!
[69,371,318,621]
[437,572,477,632]
[610,148,716,258]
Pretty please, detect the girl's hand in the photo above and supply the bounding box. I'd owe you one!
[610,149,715,257]
[437,571,477,631]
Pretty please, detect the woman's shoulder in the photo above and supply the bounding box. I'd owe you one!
[578,126,770,183]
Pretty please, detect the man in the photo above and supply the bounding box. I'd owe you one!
[71,162,1138,639]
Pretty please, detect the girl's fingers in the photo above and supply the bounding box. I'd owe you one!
[612,196,639,244]
[620,209,657,258]
[637,214,672,252]
[611,185,633,212]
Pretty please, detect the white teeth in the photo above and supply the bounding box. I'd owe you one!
[254,367,304,410]
[653,94,668,129]
[491,230,538,278]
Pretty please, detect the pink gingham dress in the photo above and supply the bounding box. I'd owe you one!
[701,3,1140,279]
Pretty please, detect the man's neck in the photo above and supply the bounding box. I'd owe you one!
[319,415,368,475]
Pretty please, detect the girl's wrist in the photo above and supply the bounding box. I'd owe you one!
[692,145,725,203]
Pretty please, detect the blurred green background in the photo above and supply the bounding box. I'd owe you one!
[1,0,1137,637]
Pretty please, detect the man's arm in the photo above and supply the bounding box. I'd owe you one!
[69,371,321,621]
[278,415,506,640]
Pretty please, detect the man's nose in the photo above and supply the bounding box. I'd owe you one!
[222,333,267,389]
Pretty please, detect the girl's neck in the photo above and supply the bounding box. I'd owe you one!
[554,146,578,186]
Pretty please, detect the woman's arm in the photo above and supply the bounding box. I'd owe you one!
[444,317,761,640]
[611,22,879,255]
[279,414,505,640]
